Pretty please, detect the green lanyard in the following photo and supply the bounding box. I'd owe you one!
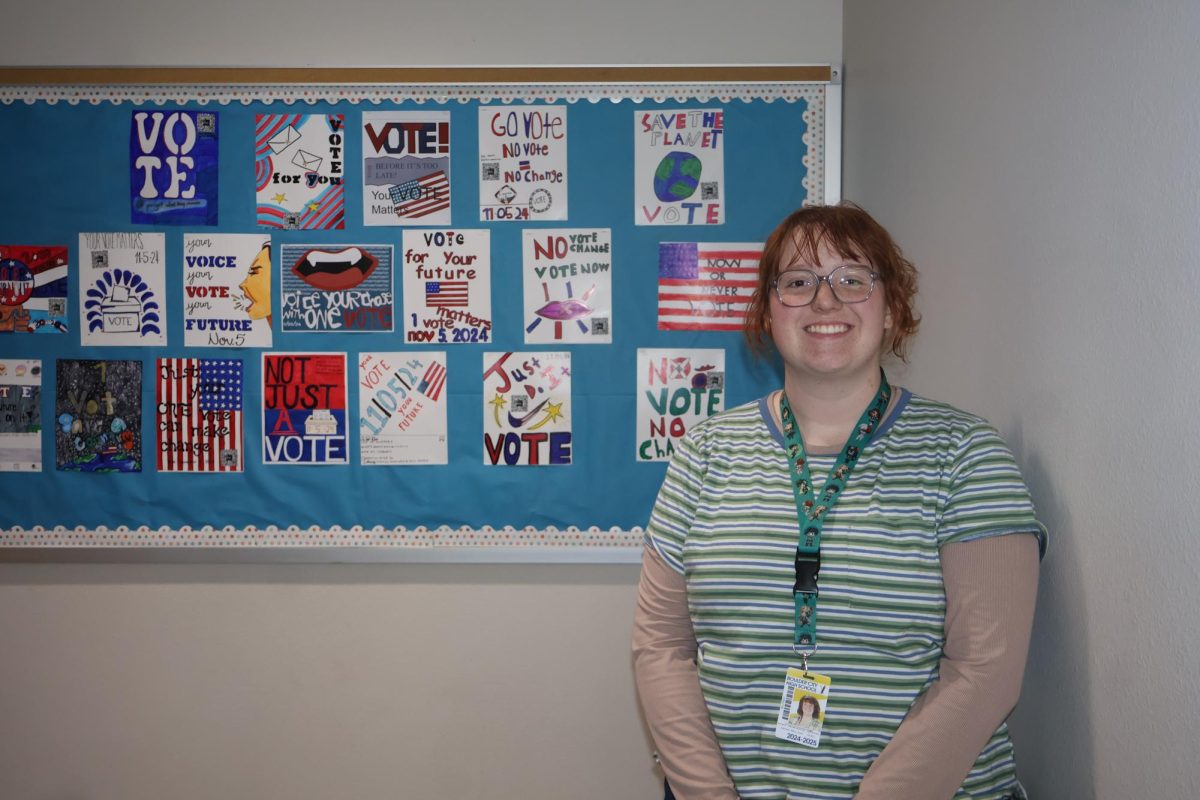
[780,372,891,664]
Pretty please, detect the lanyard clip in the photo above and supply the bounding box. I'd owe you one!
[793,552,821,595]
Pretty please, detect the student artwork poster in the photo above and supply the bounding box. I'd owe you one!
[0,359,42,472]
[362,111,451,226]
[262,353,348,466]
[482,352,571,466]
[636,349,725,462]
[55,359,142,473]
[402,229,491,344]
[280,244,394,332]
[182,234,273,348]
[522,229,612,344]
[635,108,725,226]
[478,106,567,222]
[359,351,448,466]
[157,358,244,473]
[78,232,166,346]
[657,242,761,331]
[130,109,218,226]
[0,245,68,334]
[255,114,345,230]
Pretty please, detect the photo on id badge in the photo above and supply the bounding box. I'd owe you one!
[775,669,830,747]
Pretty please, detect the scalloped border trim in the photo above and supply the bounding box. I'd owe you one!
[0,82,823,106]
[0,525,645,548]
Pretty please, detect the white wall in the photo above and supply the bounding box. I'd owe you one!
[843,1,1200,797]
[0,3,843,799]
[2,0,842,66]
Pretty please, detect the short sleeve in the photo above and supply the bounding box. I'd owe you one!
[938,422,1048,556]
[644,430,708,575]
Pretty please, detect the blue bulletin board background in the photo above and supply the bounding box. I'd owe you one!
[0,75,835,553]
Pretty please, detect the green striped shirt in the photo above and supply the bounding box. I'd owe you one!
[647,390,1046,800]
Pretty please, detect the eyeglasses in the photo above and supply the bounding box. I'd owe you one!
[772,266,880,307]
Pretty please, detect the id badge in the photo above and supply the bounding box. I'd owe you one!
[774,667,832,748]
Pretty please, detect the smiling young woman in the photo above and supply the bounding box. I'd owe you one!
[634,203,1047,800]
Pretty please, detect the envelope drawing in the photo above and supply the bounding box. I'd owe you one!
[292,149,324,172]
[268,125,301,155]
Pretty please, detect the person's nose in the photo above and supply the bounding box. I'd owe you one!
[810,276,842,311]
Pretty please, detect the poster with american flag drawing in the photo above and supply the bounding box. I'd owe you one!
[156,358,243,472]
[362,111,451,226]
[657,242,761,331]
[401,229,492,345]
[358,351,448,465]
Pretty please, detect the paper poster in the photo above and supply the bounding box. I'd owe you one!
[362,111,451,226]
[130,109,218,226]
[183,234,273,348]
[657,242,761,331]
[522,229,612,344]
[635,109,725,225]
[55,359,142,473]
[482,351,571,466]
[157,358,244,473]
[478,106,568,221]
[636,349,725,462]
[359,351,448,465]
[402,229,491,344]
[255,114,345,230]
[79,232,167,346]
[0,245,68,333]
[0,359,42,471]
[280,244,394,332]
[262,352,348,465]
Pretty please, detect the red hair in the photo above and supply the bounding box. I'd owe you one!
[743,202,921,361]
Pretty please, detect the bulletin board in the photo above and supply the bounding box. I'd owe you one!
[0,66,839,562]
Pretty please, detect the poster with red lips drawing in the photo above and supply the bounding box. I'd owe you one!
[521,228,612,344]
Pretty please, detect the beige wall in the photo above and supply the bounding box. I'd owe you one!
[0,2,843,798]
[843,1,1200,797]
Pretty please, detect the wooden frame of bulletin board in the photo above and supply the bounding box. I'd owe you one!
[0,65,840,563]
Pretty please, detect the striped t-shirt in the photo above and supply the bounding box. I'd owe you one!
[646,390,1047,800]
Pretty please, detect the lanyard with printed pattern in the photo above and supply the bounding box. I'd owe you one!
[780,372,891,663]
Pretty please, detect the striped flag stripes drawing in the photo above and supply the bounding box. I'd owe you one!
[391,170,451,219]
[426,280,469,307]
[156,358,244,473]
[657,242,762,331]
[417,360,447,401]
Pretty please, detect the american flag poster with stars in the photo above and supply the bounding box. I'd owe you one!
[156,358,244,472]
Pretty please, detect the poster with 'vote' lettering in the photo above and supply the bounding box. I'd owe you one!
[182,234,273,348]
[635,108,725,226]
[262,352,348,466]
[482,351,572,466]
[256,114,345,230]
[636,348,725,462]
[130,110,218,226]
[362,111,451,226]
[478,106,568,222]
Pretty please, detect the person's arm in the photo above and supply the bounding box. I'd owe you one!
[854,533,1040,800]
[633,546,739,800]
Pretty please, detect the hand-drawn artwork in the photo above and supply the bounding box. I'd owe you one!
[522,229,612,344]
[636,349,725,462]
[482,351,571,466]
[478,105,567,221]
[0,245,68,334]
[262,352,348,465]
[362,111,451,226]
[657,242,761,331]
[130,109,218,226]
[0,359,42,471]
[255,114,345,230]
[183,234,273,348]
[279,244,393,332]
[157,358,244,473]
[402,229,491,344]
[79,232,167,346]
[55,359,141,473]
[635,109,724,225]
[359,351,448,465]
